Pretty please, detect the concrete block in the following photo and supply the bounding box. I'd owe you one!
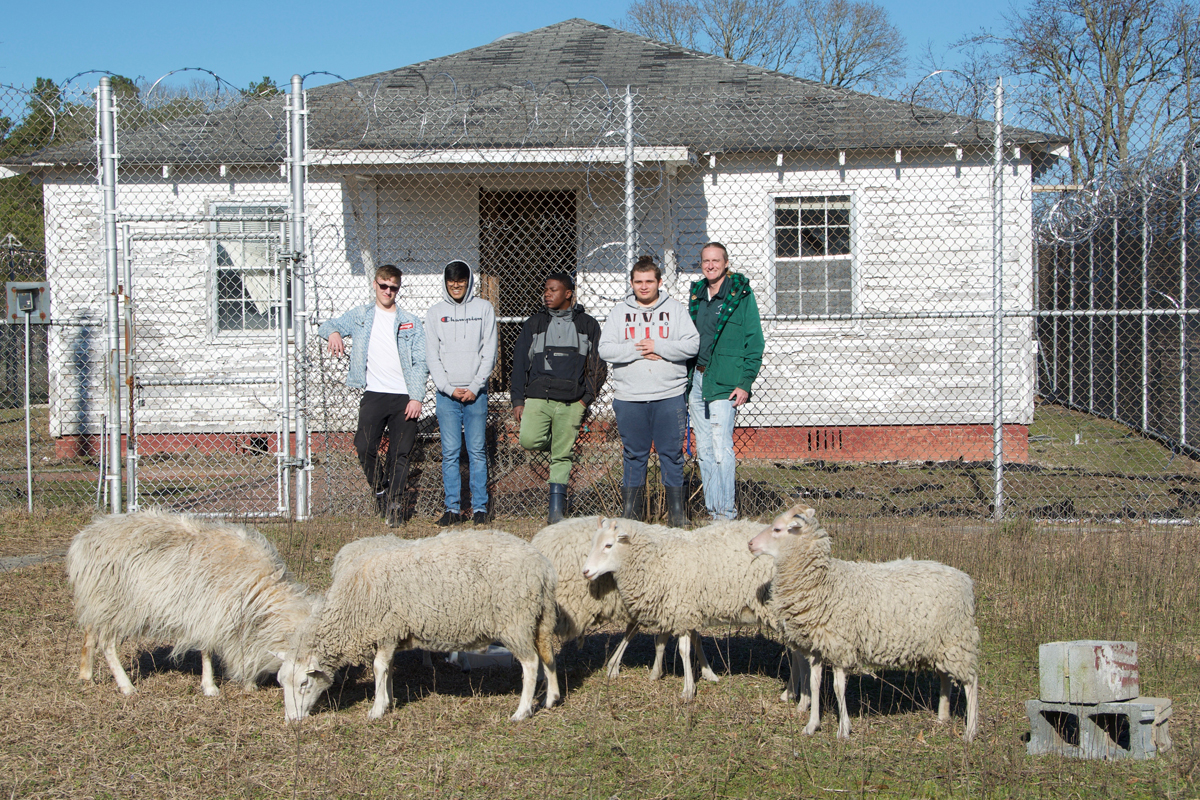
[1039,640,1138,703]
[1026,697,1172,760]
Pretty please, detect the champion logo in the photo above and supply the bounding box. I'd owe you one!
[441,317,449,322]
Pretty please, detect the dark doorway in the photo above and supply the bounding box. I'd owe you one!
[478,190,578,391]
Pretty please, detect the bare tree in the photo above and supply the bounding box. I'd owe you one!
[621,0,905,92]
[794,0,905,91]
[982,0,1200,181]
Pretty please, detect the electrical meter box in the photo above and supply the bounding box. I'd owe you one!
[5,282,50,324]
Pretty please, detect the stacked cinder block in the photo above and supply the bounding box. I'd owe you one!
[1026,641,1172,760]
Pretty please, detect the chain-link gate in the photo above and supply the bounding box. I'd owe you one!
[4,21,1200,523]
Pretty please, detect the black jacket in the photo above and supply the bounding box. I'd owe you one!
[510,305,607,406]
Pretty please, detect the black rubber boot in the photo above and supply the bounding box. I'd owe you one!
[665,486,687,528]
[621,485,645,521]
[548,483,568,525]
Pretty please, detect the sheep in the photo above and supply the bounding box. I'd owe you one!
[278,528,560,722]
[749,504,980,742]
[66,509,313,697]
[329,534,411,578]
[581,516,779,701]
[533,516,679,680]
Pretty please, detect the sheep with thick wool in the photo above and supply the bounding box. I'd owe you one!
[279,528,560,722]
[749,504,980,742]
[532,517,722,682]
[66,509,314,697]
[582,517,779,701]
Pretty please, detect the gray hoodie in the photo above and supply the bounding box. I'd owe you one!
[598,287,699,402]
[424,261,499,397]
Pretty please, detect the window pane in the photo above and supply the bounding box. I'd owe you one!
[828,207,850,227]
[829,291,852,315]
[801,290,827,315]
[828,227,850,255]
[830,261,852,291]
[776,207,798,227]
[799,207,824,226]
[800,228,824,257]
[776,228,799,258]
[801,263,826,289]
[777,262,800,293]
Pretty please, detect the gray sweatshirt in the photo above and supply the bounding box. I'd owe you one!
[598,288,699,402]
[424,262,499,397]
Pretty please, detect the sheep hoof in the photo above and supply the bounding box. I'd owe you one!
[118,685,136,697]
[700,668,720,683]
[367,706,387,721]
[802,722,819,735]
[780,689,794,703]
[202,685,221,698]
[605,665,622,680]
[509,708,532,722]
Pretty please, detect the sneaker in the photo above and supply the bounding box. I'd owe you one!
[387,502,408,528]
[473,511,489,526]
[374,491,388,518]
[436,510,466,527]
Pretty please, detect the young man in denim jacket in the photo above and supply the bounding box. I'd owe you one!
[318,264,428,526]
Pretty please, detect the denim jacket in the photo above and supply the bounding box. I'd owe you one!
[317,302,429,397]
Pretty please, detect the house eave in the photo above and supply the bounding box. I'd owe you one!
[307,146,694,168]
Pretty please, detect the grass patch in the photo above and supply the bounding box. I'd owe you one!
[3,511,1197,797]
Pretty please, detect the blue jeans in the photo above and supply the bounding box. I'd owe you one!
[613,393,687,488]
[688,373,737,520]
[436,391,489,514]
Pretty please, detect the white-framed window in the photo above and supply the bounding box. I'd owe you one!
[212,204,289,332]
[774,195,852,316]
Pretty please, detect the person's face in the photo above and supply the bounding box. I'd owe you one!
[631,269,662,305]
[544,279,573,311]
[446,276,468,302]
[700,246,729,284]
[375,275,400,308]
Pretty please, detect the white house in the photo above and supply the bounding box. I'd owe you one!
[5,19,1067,467]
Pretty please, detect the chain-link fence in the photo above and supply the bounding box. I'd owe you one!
[3,60,1199,523]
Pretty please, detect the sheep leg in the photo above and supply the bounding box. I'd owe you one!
[833,666,851,740]
[693,632,719,683]
[368,640,397,720]
[78,625,96,682]
[421,650,433,669]
[101,636,135,695]
[605,621,641,679]
[537,626,561,709]
[782,648,812,718]
[963,673,979,743]
[648,632,669,680]
[678,630,696,701]
[938,672,951,723]
[802,654,822,735]
[200,650,220,697]
[511,655,541,721]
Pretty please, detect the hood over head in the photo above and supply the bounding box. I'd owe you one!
[442,260,476,305]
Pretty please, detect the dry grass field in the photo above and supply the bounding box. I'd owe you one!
[2,509,1198,798]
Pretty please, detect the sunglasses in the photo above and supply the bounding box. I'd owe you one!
[376,282,400,293]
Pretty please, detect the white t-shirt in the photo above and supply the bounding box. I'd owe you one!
[364,307,410,395]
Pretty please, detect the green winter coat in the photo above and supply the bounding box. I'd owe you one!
[688,272,765,402]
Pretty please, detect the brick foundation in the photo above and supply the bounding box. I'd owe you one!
[57,423,1028,464]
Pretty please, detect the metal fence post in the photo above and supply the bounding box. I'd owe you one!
[992,77,1005,520]
[1180,158,1188,446]
[99,76,122,513]
[624,87,635,273]
[290,74,310,521]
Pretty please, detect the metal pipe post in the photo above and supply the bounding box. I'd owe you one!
[24,309,32,512]
[992,77,1005,520]
[99,77,122,513]
[1181,159,1189,445]
[1142,191,1150,433]
[289,74,310,521]
[625,86,635,274]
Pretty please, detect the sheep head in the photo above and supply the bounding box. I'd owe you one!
[749,504,822,557]
[277,651,334,722]
[582,517,631,581]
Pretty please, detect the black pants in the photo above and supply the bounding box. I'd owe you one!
[354,391,419,502]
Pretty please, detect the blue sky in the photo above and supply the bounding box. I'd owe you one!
[1,0,1010,92]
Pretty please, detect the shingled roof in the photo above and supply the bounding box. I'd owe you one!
[4,18,1066,168]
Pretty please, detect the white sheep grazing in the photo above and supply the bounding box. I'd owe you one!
[329,534,411,578]
[66,509,313,697]
[581,516,778,701]
[749,504,980,742]
[278,528,560,722]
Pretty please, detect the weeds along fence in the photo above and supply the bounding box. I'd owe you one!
[2,71,1199,523]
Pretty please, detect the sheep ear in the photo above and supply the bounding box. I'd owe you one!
[615,531,631,544]
[271,650,288,662]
